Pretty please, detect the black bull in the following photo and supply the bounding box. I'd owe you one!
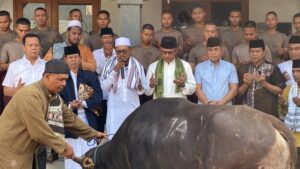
[74,98,297,169]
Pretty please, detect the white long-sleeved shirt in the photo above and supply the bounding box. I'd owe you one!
[3,55,45,88]
[145,59,196,99]
[93,48,116,100]
[278,60,295,86]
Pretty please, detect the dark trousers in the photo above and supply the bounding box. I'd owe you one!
[187,93,198,104]
[0,72,6,115]
[297,148,300,169]
[139,94,152,105]
[98,100,107,132]
[33,145,47,169]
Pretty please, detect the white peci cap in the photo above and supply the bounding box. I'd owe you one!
[67,20,82,29]
[115,37,131,47]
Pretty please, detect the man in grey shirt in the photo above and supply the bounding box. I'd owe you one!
[132,24,159,71]
[154,10,183,58]
[0,18,30,72]
[220,9,244,55]
[31,7,61,58]
[188,21,230,70]
[258,11,288,65]
[86,10,118,51]
[232,20,272,67]
[181,5,206,54]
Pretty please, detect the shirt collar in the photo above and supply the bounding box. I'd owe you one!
[38,79,52,100]
[20,55,43,65]
[208,59,222,68]
[163,58,176,65]
[250,60,266,69]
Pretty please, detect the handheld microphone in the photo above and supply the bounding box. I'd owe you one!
[120,59,128,79]
[121,67,125,79]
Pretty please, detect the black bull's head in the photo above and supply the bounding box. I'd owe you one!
[72,138,108,169]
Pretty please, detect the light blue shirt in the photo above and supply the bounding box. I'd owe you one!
[195,59,238,104]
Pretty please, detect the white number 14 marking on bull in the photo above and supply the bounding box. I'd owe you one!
[164,118,188,140]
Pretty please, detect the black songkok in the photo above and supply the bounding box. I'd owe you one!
[293,59,300,68]
[44,59,69,74]
[249,39,265,49]
[206,37,221,47]
[160,36,177,49]
[64,45,80,56]
[101,27,114,37]
[289,36,300,44]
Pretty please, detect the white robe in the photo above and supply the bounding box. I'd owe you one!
[145,59,196,99]
[101,57,146,139]
[278,60,295,85]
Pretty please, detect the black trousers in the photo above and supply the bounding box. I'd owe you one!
[32,145,47,169]
[98,100,107,132]
[297,148,300,169]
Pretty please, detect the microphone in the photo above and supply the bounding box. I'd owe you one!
[120,59,128,79]
[121,67,125,79]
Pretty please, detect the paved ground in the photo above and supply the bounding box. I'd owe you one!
[46,157,64,169]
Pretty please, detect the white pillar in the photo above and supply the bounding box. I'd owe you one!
[117,0,143,46]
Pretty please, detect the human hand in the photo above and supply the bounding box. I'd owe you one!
[243,73,254,85]
[292,97,300,106]
[149,73,157,88]
[63,144,75,159]
[253,71,266,85]
[69,100,83,109]
[113,61,126,72]
[173,74,186,88]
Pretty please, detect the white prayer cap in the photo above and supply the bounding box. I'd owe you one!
[115,37,131,47]
[67,20,82,29]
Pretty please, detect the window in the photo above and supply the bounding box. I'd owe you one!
[14,0,100,32]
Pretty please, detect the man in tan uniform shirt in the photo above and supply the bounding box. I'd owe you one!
[0,60,105,169]
[188,21,230,70]
[0,18,30,71]
[31,7,61,58]
[0,10,17,114]
[220,9,244,55]
[132,24,159,71]
[181,5,206,54]
[290,13,300,37]
[87,10,118,51]
[258,11,288,65]
[154,10,183,58]
[0,10,16,55]
[232,20,273,67]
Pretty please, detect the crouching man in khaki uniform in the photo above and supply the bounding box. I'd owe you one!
[0,59,105,169]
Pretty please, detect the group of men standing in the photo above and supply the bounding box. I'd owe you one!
[0,3,300,169]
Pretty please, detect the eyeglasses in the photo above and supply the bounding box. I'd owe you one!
[116,49,129,55]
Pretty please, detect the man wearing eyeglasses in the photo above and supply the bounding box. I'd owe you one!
[100,37,146,139]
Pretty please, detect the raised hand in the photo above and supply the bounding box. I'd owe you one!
[149,73,157,88]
